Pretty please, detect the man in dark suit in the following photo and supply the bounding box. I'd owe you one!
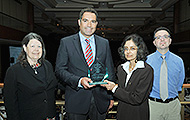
[55,7,115,120]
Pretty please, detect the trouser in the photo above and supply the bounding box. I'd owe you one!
[149,98,181,120]
[67,96,106,120]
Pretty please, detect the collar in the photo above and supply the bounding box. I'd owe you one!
[121,61,145,73]
[156,50,170,59]
[31,62,41,69]
[79,31,94,42]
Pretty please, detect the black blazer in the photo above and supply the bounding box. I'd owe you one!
[55,33,115,114]
[3,60,58,120]
[114,62,153,120]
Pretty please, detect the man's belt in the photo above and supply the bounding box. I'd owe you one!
[149,96,178,103]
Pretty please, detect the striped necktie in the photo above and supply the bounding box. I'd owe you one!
[85,39,93,67]
[160,55,168,101]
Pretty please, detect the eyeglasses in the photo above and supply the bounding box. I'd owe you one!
[154,35,170,40]
[123,47,138,51]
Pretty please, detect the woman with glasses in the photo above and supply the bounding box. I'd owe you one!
[101,34,153,120]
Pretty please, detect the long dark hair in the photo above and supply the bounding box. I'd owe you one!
[118,34,149,62]
[17,32,46,67]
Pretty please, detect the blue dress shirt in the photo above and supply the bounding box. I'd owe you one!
[146,50,185,99]
[79,31,96,62]
[78,31,96,87]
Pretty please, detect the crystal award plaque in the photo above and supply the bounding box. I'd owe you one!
[88,59,108,85]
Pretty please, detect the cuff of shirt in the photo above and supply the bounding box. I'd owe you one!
[78,78,83,88]
[112,85,118,93]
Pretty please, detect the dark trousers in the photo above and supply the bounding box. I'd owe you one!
[67,96,106,120]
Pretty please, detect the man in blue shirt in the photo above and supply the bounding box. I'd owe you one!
[146,27,185,120]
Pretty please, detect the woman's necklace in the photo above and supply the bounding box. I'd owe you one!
[129,63,136,72]
[31,63,41,75]
[33,68,38,75]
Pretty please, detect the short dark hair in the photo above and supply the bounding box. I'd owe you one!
[153,26,171,38]
[118,34,149,62]
[79,7,98,21]
[17,32,46,67]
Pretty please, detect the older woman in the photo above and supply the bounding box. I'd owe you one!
[102,34,153,120]
[3,32,58,120]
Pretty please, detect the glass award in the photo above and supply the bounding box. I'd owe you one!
[88,59,108,85]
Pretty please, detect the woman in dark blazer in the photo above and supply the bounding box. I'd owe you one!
[3,33,58,120]
[102,34,153,120]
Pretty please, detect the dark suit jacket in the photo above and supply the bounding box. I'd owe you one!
[114,62,153,120]
[3,60,58,120]
[55,33,115,114]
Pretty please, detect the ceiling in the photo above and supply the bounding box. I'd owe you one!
[28,0,179,41]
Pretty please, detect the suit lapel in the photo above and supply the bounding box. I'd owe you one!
[94,35,98,60]
[125,69,139,88]
[94,35,102,61]
[120,66,127,88]
[43,61,50,84]
[25,61,54,86]
[72,33,89,67]
[43,61,54,86]
[25,63,45,83]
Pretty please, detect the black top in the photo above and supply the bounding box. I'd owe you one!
[114,63,153,120]
[4,60,58,120]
